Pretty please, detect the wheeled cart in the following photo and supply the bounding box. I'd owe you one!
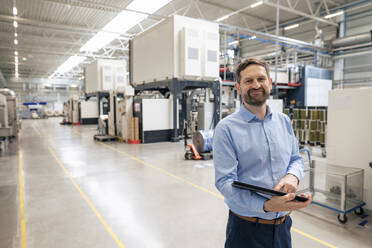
[298,148,365,224]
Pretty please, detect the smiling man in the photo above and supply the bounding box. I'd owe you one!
[213,58,312,248]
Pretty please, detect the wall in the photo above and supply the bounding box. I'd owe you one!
[342,11,372,88]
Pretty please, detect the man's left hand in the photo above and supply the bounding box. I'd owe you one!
[273,174,299,193]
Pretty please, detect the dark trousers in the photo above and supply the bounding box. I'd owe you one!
[225,211,292,248]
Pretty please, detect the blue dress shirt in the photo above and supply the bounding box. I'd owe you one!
[213,104,304,220]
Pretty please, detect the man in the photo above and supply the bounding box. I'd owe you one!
[213,58,312,248]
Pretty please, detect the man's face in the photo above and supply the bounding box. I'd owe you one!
[235,64,272,107]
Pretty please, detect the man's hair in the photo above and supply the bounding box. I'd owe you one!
[235,57,270,84]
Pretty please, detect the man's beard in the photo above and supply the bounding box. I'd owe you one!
[242,88,269,107]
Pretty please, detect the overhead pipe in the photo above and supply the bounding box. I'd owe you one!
[332,49,372,59]
[331,31,372,48]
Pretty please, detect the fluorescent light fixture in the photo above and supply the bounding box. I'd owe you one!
[80,0,171,52]
[229,40,239,46]
[324,11,344,19]
[14,33,18,37]
[249,35,257,40]
[81,32,121,52]
[70,84,78,87]
[284,23,299,30]
[14,39,18,45]
[14,51,18,55]
[43,84,51,88]
[15,57,18,63]
[22,57,27,61]
[13,21,18,28]
[56,55,86,73]
[48,72,56,79]
[251,1,263,8]
[15,72,19,78]
[13,7,18,15]
[216,15,229,22]
[127,0,171,14]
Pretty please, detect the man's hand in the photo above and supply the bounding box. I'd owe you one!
[263,193,312,212]
[274,174,299,193]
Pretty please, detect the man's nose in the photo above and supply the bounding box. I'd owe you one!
[251,79,261,88]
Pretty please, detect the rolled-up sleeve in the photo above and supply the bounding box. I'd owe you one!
[213,122,268,214]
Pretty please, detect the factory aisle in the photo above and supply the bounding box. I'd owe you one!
[2,118,371,248]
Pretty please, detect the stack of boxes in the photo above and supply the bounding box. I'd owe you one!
[284,107,327,147]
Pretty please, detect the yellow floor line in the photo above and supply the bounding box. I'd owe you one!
[291,227,337,248]
[73,128,337,248]
[18,137,27,248]
[32,125,126,248]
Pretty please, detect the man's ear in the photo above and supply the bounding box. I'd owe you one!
[234,82,241,95]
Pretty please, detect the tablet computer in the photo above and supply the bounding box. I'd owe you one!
[232,181,308,202]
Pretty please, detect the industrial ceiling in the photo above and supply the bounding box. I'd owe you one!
[0,0,368,89]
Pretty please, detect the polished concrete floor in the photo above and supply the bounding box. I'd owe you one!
[1,118,371,248]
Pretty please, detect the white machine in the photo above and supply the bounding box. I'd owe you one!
[327,88,372,210]
[133,96,179,143]
[0,89,20,137]
[0,94,11,138]
[80,98,98,124]
[85,59,127,93]
[95,87,134,141]
[267,99,284,113]
[197,101,214,130]
[131,15,219,84]
[67,96,80,124]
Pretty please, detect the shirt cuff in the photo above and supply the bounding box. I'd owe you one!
[286,167,303,182]
[257,196,269,214]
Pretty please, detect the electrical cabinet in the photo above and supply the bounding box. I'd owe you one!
[131,15,219,85]
[85,59,128,93]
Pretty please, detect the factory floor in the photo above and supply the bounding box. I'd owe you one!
[1,118,371,248]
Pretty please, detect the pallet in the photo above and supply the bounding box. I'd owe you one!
[93,135,118,142]
[59,122,72,125]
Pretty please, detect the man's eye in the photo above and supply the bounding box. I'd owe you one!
[258,78,265,81]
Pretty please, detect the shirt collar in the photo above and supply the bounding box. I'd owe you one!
[238,103,273,122]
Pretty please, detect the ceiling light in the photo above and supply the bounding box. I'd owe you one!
[80,32,120,52]
[250,1,263,8]
[127,0,171,14]
[70,84,78,87]
[284,23,299,30]
[15,57,19,63]
[14,39,18,45]
[249,35,257,40]
[56,55,86,73]
[229,40,239,46]
[15,73,19,78]
[324,11,344,19]
[14,33,18,37]
[80,0,171,52]
[22,57,27,61]
[14,51,18,55]
[13,7,18,16]
[216,15,229,22]
[13,21,18,28]
[48,72,56,79]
